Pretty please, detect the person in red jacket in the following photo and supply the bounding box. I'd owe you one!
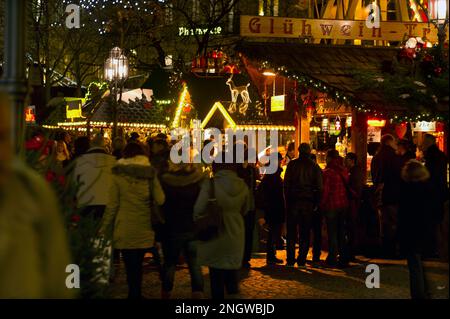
[321,149,350,267]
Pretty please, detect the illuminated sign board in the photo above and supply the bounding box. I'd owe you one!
[367,126,381,143]
[270,95,285,112]
[240,15,448,42]
[66,99,86,122]
[178,26,222,36]
[367,119,386,127]
[413,121,436,132]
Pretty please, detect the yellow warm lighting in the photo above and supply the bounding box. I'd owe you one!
[262,70,276,77]
[172,83,189,128]
[42,125,59,129]
[201,102,237,130]
[235,125,296,131]
[367,119,386,127]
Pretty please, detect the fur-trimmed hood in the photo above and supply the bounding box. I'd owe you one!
[160,164,206,187]
[112,155,155,179]
[401,159,430,183]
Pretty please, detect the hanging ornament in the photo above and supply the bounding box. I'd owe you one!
[346,116,352,128]
[329,122,336,135]
[329,117,341,136]
[301,89,316,118]
[321,118,329,132]
[335,117,341,131]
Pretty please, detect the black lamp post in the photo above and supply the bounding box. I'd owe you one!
[0,0,27,155]
[104,47,129,141]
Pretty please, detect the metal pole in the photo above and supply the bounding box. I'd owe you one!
[0,0,28,155]
[112,80,118,141]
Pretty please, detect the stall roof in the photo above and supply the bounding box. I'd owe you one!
[44,88,166,127]
[236,42,406,110]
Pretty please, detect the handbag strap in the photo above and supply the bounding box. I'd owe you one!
[148,175,154,205]
[208,178,216,201]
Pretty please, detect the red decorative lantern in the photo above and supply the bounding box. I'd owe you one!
[395,122,408,139]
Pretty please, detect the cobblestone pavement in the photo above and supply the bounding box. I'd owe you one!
[107,250,449,299]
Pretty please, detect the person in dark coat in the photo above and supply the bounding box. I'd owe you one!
[73,136,90,160]
[397,139,416,167]
[371,134,403,258]
[237,147,259,268]
[257,153,286,264]
[310,153,323,263]
[421,133,449,257]
[149,138,170,176]
[146,137,170,271]
[345,152,364,260]
[284,143,323,267]
[159,162,207,299]
[398,160,438,299]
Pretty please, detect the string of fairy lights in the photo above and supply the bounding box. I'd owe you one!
[59,0,158,34]
[260,61,447,124]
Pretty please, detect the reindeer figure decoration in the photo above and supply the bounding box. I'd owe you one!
[226,74,251,115]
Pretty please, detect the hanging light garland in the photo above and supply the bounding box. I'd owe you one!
[259,60,447,123]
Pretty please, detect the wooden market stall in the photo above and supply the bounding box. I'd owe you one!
[43,88,168,139]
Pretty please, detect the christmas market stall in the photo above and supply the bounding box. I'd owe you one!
[237,42,449,180]
[43,87,168,139]
[143,63,298,151]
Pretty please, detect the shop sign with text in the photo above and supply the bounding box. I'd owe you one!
[413,121,436,132]
[240,15,448,42]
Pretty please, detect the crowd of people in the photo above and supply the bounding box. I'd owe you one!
[20,126,449,300]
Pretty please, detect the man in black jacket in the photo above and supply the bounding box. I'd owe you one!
[284,143,323,267]
[258,153,285,264]
[421,134,449,258]
[345,152,364,260]
[371,134,403,258]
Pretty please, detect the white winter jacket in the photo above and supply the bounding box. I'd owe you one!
[73,148,117,207]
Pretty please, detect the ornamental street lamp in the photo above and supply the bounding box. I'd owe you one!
[104,47,129,140]
[427,0,449,65]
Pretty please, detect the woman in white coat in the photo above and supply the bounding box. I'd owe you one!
[194,152,249,299]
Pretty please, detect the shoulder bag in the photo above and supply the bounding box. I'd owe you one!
[149,176,165,226]
[194,178,224,241]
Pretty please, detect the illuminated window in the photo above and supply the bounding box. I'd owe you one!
[258,0,279,17]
